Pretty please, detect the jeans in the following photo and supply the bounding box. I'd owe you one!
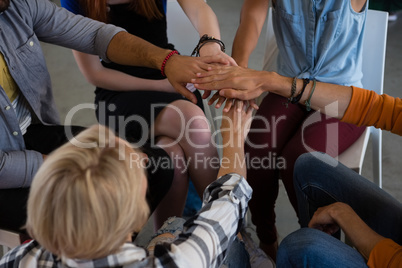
[295,152,402,243]
[276,152,402,267]
[277,228,367,268]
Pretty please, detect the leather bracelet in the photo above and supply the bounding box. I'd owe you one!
[161,50,179,77]
[191,34,225,57]
[291,78,310,104]
[305,80,317,111]
[284,76,298,108]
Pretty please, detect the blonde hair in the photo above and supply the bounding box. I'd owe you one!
[26,125,150,259]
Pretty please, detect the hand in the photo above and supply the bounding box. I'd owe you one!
[308,202,352,235]
[221,100,254,144]
[199,42,238,67]
[192,65,267,101]
[164,54,230,103]
[207,91,259,112]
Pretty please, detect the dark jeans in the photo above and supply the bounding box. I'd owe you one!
[0,124,173,233]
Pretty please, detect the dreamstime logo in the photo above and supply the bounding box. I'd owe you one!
[63,101,342,168]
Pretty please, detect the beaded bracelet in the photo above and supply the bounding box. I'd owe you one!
[305,80,317,111]
[161,50,179,77]
[284,76,298,108]
[191,34,225,57]
[291,78,310,104]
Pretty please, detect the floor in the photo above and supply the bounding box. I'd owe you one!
[2,0,400,259]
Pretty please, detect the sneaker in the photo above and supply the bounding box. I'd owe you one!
[389,12,398,22]
[240,229,276,268]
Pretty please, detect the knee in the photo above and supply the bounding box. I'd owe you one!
[185,114,213,147]
[294,152,337,184]
[277,228,326,266]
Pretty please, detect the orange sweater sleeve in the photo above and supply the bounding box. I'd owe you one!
[367,238,402,268]
[341,86,402,136]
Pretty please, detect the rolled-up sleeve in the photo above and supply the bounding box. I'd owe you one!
[0,149,43,188]
[152,173,252,268]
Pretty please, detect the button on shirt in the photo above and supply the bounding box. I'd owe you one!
[0,0,125,188]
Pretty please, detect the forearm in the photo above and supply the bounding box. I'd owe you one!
[179,0,222,56]
[73,50,172,92]
[106,32,170,70]
[217,136,246,178]
[0,150,43,188]
[232,0,268,67]
[260,72,352,118]
[179,0,220,38]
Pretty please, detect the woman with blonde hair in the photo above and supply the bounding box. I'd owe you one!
[60,0,233,229]
[1,101,254,267]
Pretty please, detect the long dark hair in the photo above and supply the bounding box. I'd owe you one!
[81,0,163,23]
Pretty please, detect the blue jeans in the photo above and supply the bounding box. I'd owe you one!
[277,228,367,267]
[277,152,402,267]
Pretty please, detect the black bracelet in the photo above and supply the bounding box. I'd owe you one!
[284,77,298,108]
[191,34,225,57]
[291,78,310,104]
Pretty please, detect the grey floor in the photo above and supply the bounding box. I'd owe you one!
[38,0,402,253]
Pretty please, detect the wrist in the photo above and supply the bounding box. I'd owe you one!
[192,34,225,57]
[198,42,222,57]
[161,50,179,77]
[328,202,354,226]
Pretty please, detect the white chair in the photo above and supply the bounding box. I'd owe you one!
[337,9,388,188]
[262,8,387,188]
[0,229,22,254]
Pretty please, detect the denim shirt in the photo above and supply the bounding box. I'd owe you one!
[273,0,367,87]
[0,0,125,188]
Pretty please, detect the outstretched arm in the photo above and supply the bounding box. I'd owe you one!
[178,0,236,65]
[192,66,402,134]
[107,32,230,103]
[72,51,176,93]
[217,101,253,178]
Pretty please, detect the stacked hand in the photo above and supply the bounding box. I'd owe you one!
[191,65,264,111]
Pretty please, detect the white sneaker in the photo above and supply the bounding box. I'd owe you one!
[240,229,276,268]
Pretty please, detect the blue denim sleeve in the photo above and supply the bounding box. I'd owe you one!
[26,0,126,62]
[0,149,43,188]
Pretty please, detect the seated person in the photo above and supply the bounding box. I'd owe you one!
[0,0,227,233]
[0,101,255,267]
[191,67,402,267]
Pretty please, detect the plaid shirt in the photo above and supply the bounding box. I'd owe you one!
[0,173,252,268]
